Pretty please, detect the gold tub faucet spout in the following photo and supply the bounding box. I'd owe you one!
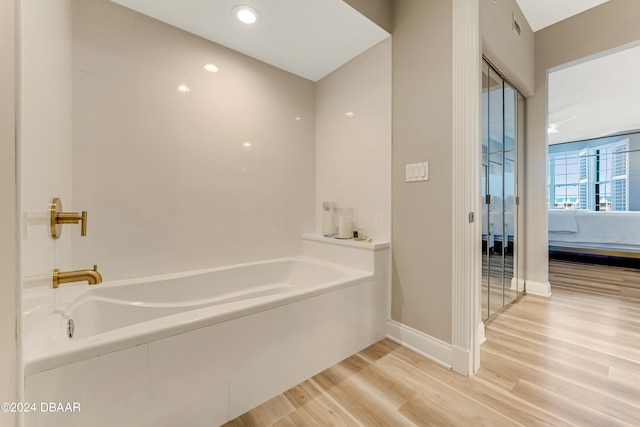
[53,265,103,288]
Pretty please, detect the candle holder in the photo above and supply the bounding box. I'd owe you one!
[336,208,353,239]
[322,202,337,237]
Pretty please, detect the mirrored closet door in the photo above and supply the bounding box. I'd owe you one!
[482,58,525,321]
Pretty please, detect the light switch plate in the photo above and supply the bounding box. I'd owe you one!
[405,162,429,182]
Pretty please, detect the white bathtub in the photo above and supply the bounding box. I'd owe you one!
[24,256,372,374]
[23,247,388,427]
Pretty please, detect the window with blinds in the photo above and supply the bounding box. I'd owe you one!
[579,150,589,210]
[611,142,628,211]
[548,139,629,211]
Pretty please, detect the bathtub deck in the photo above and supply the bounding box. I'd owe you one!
[225,260,640,426]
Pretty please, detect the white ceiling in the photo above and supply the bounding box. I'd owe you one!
[548,43,640,145]
[515,0,610,32]
[110,0,389,82]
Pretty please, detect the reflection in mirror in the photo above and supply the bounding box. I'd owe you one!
[481,59,524,321]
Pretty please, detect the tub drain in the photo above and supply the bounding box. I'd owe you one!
[66,318,75,339]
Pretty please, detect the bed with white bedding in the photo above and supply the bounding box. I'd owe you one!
[548,209,640,257]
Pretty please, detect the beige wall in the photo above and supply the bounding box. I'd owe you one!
[316,38,392,242]
[343,0,393,33]
[479,0,534,96]
[392,0,453,343]
[535,0,640,72]
[526,0,640,285]
[69,0,315,282]
[0,0,17,423]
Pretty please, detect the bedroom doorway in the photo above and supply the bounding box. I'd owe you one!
[547,42,640,263]
[482,58,525,321]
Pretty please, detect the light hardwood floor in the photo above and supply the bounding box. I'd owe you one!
[225,260,640,426]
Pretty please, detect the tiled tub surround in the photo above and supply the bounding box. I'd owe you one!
[70,0,316,282]
[23,240,389,426]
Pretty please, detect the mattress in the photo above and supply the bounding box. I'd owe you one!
[548,210,640,254]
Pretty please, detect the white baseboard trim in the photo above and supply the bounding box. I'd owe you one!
[478,321,486,345]
[451,346,471,376]
[386,320,452,370]
[526,280,552,297]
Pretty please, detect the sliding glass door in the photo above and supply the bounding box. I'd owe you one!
[482,59,524,321]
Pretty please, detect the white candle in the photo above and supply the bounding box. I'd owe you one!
[338,215,353,239]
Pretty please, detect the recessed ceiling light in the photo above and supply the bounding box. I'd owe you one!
[178,84,190,93]
[345,112,355,118]
[232,5,260,24]
[204,63,219,73]
[243,142,252,147]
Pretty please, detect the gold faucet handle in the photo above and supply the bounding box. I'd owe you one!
[54,211,88,236]
[81,211,87,236]
[49,198,89,239]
